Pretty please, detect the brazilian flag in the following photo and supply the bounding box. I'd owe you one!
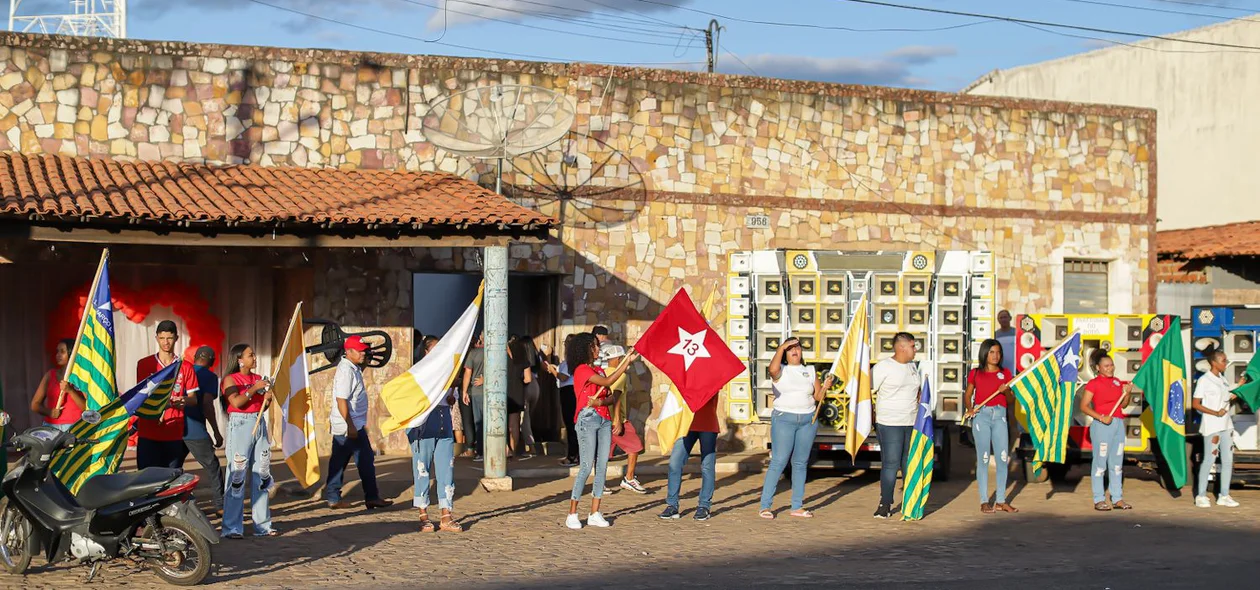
[1230,351,1260,412]
[1131,316,1188,489]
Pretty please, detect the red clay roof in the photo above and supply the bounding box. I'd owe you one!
[1158,220,1260,260]
[0,152,552,230]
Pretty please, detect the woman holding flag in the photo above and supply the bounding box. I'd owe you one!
[565,332,639,530]
[758,338,834,519]
[30,339,86,432]
[221,343,278,538]
[1079,350,1134,512]
[962,339,1017,514]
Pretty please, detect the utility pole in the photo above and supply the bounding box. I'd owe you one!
[703,18,721,73]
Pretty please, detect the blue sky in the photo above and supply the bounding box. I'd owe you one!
[11,0,1259,90]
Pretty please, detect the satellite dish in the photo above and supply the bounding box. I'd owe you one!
[422,84,576,160]
[503,130,648,228]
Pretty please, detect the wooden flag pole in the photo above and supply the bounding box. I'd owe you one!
[58,249,109,411]
[1104,382,1133,422]
[253,302,302,441]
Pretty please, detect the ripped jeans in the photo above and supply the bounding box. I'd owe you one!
[408,428,455,510]
[972,405,1010,504]
[1089,418,1126,504]
[223,412,273,537]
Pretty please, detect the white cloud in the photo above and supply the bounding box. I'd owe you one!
[721,45,957,88]
[425,0,692,29]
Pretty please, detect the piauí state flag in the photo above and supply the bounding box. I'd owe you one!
[635,288,745,412]
[902,368,935,521]
[829,294,871,457]
[271,302,320,488]
[380,283,484,436]
[52,361,181,494]
[655,290,720,455]
[66,250,117,412]
[1009,332,1081,464]
[1132,316,1188,489]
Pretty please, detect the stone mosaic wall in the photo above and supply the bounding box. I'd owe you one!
[0,33,1156,451]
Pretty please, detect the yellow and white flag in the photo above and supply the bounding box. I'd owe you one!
[655,290,719,455]
[381,283,484,436]
[271,303,320,489]
[830,294,872,458]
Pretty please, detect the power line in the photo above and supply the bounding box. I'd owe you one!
[627,0,998,33]
[1010,19,1260,54]
[396,0,705,47]
[1146,0,1260,14]
[501,0,694,30]
[440,0,699,39]
[1056,0,1260,24]
[244,0,706,65]
[837,0,1260,51]
[720,44,761,77]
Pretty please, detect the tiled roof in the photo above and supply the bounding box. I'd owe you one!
[1158,220,1260,260]
[0,152,553,230]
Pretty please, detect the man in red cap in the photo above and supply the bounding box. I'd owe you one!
[324,335,393,509]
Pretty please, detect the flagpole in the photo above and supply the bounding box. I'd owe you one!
[58,248,109,411]
[253,302,302,441]
[1008,330,1083,386]
[818,294,867,424]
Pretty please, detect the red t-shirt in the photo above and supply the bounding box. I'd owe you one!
[572,364,613,422]
[689,394,721,433]
[1086,375,1128,419]
[224,373,265,414]
[135,354,199,441]
[43,369,84,425]
[969,368,1012,408]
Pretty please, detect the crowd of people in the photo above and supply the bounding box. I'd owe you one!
[30,309,1247,536]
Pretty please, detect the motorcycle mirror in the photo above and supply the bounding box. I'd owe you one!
[81,410,102,425]
[0,411,9,427]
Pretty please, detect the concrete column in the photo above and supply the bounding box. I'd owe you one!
[480,244,512,490]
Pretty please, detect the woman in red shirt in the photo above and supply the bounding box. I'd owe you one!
[1079,350,1134,511]
[963,339,1016,514]
[221,343,277,539]
[565,332,638,530]
[30,339,86,432]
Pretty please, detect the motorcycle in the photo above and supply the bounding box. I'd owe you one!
[0,411,218,585]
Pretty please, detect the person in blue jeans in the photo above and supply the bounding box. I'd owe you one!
[408,398,463,532]
[220,344,277,538]
[325,336,393,510]
[1079,350,1134,511]
[660,395,721,521]
[565,333,638,530]
[962,339,1017,514]
[758,338,833,519]
[871,333,922,519]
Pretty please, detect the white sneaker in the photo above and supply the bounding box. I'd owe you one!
[587,512,611,528]
[1217,496,1240,508]
[1194,496,1211,508]
[565,513,582,530]
[620,478,648,494]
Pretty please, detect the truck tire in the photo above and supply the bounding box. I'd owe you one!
[933,427,952,482]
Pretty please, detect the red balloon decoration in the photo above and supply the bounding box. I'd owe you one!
[48,281,227,370]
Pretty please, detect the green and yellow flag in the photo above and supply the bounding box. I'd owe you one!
[64,250,116,413]
[1132,316,1188,489]
[1230,350,1260,412]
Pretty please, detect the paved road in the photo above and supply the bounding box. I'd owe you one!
[7,450,1260,589]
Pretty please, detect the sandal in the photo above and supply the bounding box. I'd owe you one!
[1094,502,1112,511]
[439,516,464,532]
[1113,501,1133,510]
[419,511,436,533]
[981,503,995,514]
[994,503,1019,514]
[758,509,775,520]
[789,509,814,518]
[257,529,281,537]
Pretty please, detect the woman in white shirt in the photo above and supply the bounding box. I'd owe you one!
[1192,349,1241,508]
[758,337,834,519]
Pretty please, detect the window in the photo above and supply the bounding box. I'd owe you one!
[1063,259,1109,314]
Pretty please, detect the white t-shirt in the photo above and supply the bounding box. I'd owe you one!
[873,358,921,427]
[1193,371,1234,436]
[331,358,369,436]
[771,364,817,414]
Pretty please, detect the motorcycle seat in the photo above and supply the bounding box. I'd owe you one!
[76,468,182,510]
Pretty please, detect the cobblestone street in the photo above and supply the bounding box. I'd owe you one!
[7,449,1260,589]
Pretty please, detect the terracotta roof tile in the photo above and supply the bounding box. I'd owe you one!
[0,153,553,230]
[1158,221,1260,260]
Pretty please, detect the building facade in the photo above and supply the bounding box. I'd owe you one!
[0,32,1156,453]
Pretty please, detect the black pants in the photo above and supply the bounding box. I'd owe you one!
[558,385,577,460]
[459,396,478,455]
[137,438,187,471]
[181,438,224,509]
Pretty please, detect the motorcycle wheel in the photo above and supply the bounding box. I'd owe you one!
[143,517,212,586]
[0,498,34,575]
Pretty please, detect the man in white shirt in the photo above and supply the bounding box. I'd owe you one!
[324,336,394,510]
[871,332,922,519]
[1192,349,1240,508]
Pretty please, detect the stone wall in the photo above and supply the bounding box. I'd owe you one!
[0,32,1157,451]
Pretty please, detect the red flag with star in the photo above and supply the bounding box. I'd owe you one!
[634,289,746,411]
